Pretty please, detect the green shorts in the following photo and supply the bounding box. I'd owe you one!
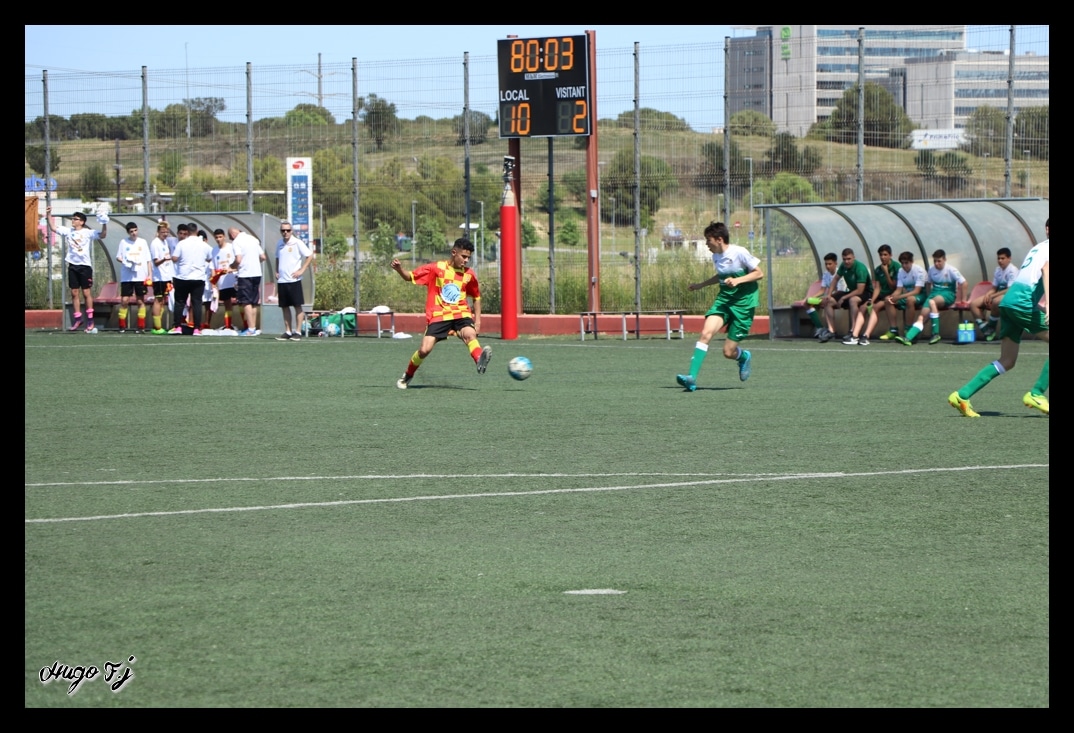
[998,304,1047,344]
[929,291,956,308]
[896,293,926,310]
[705,299,755,342]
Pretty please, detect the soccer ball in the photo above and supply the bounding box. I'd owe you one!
[325,322,340,337]
[508,356,533,381]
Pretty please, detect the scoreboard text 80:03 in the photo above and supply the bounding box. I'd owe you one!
[497,35,592,139]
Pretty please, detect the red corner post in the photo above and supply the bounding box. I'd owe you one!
[499,154,519,340]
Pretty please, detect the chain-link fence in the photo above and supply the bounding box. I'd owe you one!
[26,25,1048,314]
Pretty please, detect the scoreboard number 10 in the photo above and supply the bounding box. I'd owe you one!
[497,34,592,139]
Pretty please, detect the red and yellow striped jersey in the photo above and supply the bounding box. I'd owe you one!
[410,260,481,323]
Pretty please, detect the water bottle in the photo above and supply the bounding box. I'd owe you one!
[302,319,311,338]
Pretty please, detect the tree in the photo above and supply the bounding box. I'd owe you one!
[368,219,399,264]
[560,168,588,204]
[160,150,184,187]
[521,220,539,249]
[765,132,820,176]
[285,103,335,127]
[360,94,398,151]
[729,110,776,138]
[184,97,226,137]
[25,144,57,176]
[26,114,71,142]
[557,218,582,248]
[534,181,564,214]
[615,108,690,132]
[755,172,819,204]
[695,137,746,191]
[414,213,447,259]
[1015,106,1049,161]
[965,106,1006,158]
[603,149,676,223]
[820,82,914,149]
[453,110,492,145]
[80,163,109,200]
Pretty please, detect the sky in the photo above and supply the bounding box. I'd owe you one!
[24,25,742,72]
[25,24,1046,74]
[25,25,1047,131]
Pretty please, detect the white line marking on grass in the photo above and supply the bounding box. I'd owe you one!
[564,589,627,595]
[24,464,1048,524]
[26,472,730,488]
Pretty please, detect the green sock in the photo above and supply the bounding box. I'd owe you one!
[1031,360,1048,396]
[929,315,940,335]
[808,309,823,327]
[689,345,708,379]
[905,324,921,341]
[959,362,1001,399]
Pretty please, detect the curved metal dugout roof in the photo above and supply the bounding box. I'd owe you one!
[760,198,1049,293]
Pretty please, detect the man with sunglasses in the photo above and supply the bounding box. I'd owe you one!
[274,222,314,340]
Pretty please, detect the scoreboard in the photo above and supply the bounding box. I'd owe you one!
[497,34,592,138]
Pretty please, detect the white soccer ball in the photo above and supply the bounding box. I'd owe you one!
[325,322,340,337]
[508,356,533,381]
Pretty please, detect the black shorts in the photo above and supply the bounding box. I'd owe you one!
[839,290,871,307]
[237,277,261,306]
[425,317,474,340]
[150,281,170,301]
[277,281,305,308]
[120,281,148,299]
[68,264,93,290]
[218,287,237,302]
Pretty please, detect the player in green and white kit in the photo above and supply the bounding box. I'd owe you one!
[675,221,764,391]
[949,220,1049,417]
[896,249,966,345]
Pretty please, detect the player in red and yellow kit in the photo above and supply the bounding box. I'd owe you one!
[391,238,491,389]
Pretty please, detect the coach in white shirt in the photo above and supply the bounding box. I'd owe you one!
[170,224,213,334]
[274,221,315,340]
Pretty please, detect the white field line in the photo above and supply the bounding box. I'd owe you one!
[25,464,1048,524]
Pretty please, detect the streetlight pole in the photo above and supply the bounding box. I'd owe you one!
[748,157,755,250]
[981,152,989,198]
[479,200,485,266]
[1023,149,1031,197]
[411,200,417,265]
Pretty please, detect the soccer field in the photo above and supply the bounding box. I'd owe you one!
[24,331,1049,707]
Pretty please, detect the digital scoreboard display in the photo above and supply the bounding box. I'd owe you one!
[497,34,592,138]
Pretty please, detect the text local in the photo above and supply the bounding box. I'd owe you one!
[501,87,587,103]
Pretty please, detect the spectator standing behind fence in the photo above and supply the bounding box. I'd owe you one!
[970,247,1019,341]
[823,248,871,344]
[230,227,267,337]
[847,243,900,346]
[211,229,241,332]
[169,225,212,335]
[949,220,1048,418]
[116,222,152,333]
[274,222,315,341]
[896,249,966,346]
[46,207,108,333]
[391,237,491,389]
[149,221,177,334]
[675,221,762,392]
